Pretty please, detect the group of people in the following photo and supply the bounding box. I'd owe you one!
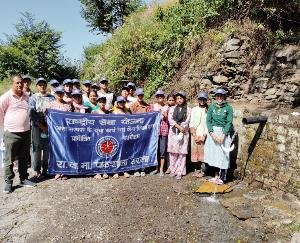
[0,74,233,194]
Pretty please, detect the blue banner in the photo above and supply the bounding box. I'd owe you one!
[46,109,160,175]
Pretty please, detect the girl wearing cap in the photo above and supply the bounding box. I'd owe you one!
[47,86,73,180]
[109,96,131,178]
[84,90,99,112]
[150,90,169,176]
[167,91,191,180]
[113,96,131,114]
[92,96,109,114]
[72,90,90,113]
[189,92,208,178]
[205,88,233,184]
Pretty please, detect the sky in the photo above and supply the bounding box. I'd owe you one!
[0,0,106,61]
[0,1,158,61]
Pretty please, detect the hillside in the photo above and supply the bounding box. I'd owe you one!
[81,0,299,107]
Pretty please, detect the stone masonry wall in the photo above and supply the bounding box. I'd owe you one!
[233,106,300,197]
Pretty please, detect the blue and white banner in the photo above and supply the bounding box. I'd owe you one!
[46,109,160,175]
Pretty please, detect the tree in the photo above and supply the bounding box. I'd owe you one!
[0,12,78,80]
[79,0,144,34]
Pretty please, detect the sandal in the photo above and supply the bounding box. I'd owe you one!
[208,177,217,184]
[54,174,62,180]
[113,173,119,179]
[61,175,68,180]
[216,178,224,185]
[124,172,130,178]
[165,169,171,174]
[192,171,204,178]
[94,174,103,180]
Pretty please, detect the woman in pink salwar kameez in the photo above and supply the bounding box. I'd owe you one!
[167,91,191,180]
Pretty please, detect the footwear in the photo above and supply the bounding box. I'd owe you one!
[54,174,62,180]
[159,171,164,177]
[149,170,158,175]
[140,172,146,177]
[215,178,224,185]
[165,169,171,174]
[20,179,36,188]
[113,173,119,179]
[103,173,109,179]
[134,172,141,177]
[3,183,12,194]
[176,175,182,180]
[170,173,176,178]
[192,171,205,178]
[94,174,102,180]
[124,172,130,178]
[208,177,217,183]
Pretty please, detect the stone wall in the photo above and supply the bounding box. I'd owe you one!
[233,106,300,197]
[175,36,300,107]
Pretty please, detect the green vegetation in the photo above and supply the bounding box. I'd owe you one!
[79,0,144,34]
[81,0,299,98]
[0,12,79,82]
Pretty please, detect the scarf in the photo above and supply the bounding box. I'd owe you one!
[172,103,187,133]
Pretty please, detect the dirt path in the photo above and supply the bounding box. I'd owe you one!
[0,169,286,242]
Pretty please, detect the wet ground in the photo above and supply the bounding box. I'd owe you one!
[0,169,299,243]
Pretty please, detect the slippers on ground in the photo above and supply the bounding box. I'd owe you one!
[54,174,62,180]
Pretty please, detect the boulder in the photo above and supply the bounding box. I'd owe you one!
[265,88,277,95]
[223,38,241,52]
[213,75,228,84]
[275,45,300,62]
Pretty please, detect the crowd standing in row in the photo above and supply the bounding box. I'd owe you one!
[0,75,233,193]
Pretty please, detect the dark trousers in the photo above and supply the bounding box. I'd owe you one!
[31,126,49,174]
[3,130,31,184]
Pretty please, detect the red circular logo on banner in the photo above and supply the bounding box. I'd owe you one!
[95,136,119,157]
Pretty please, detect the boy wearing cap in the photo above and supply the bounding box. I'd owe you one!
[49,80,59,96]
[205,88,233,184]
[72,79,81,90]
[97,77,115,110]
[22,75,34,97]
[189,91,208,178]
[29,78,55,179]
[62,79,73,104]
[130,88,151,114]
[127,82,137,105]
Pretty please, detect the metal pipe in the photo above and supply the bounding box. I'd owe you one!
[242,116,268,125]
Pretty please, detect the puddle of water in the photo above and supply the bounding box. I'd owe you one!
[204,183,219,204]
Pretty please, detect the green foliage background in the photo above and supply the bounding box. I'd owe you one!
[81,0,299,98]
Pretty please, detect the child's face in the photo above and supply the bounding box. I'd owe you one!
[156,95,165,104]
[198,98,207,106]
[176,96,185,106]
[73,95,82,104]
[97,100,106,109]
[167,97,176,106]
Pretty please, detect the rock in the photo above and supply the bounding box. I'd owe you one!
[285,72,300,85]
[201,78,212,85]
[221,196,264,220]
[213,75,228,84]
[275,45,300,62]
[265,88,277,95]
[265,94,279,100]
[224,51,241,59]
[223,38,241,52]
[226,58,240,65]
[291,232,300,243]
